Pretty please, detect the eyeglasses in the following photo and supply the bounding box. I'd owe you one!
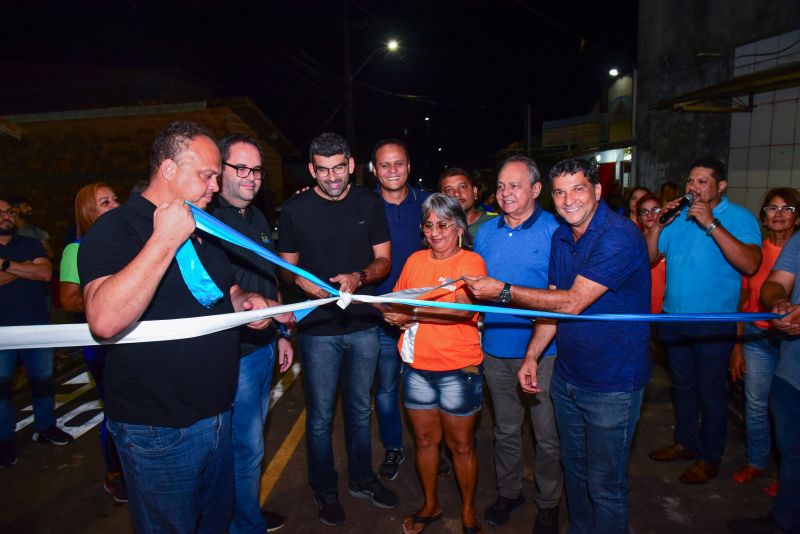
[422,221,456,233]
[0,209,16,218]
[224,162,263,179]
[637,207,662,216]
[314,163,348,178]
[764,205,797,214]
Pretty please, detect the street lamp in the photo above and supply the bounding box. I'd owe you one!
[609,67,619,77]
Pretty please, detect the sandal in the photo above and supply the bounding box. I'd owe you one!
[732,465,763,484]
[462,523,483,534]
[402,511,443,534]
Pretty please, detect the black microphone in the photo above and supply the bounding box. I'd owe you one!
[658,193,695,224]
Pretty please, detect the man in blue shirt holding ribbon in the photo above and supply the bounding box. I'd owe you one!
[79,121,290,533]
[465,158,651,534]
[473,156,562,532]
[647,158,761,485]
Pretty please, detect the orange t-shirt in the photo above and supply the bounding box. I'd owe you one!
[742,239,783,329]
[651,257,666,314]
[393,249,487,371]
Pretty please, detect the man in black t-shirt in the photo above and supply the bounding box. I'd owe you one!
[278,132,396,526]
[78,121,289,533]
[1,198,73,469]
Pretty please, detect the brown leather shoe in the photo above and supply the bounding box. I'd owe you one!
[648,443,697,462]
[679,461,719,484]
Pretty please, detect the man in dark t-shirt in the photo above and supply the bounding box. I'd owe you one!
[78,121,286,533]
[1,198,73,469]
[278,132,396,526]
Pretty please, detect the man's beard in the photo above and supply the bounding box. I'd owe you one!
[0,227,14,236]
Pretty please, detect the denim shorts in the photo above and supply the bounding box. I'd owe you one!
[402,364,483,416]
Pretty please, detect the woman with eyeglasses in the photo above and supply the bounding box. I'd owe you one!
[58,182,125,501]
[380,193,487,534]
[729,187,800,492]
[636,193,667,313]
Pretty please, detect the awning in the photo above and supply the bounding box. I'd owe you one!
[656,62,800,113]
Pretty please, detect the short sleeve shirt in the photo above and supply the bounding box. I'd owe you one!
[393,249,487,371]
[59,242,80,284]
[658,197,761,313]
[0,234,49,326]
[474,207,560,358]
[376,186,430,295]
[549,201,651,392]
[78,194,239,428]
[771,231,800,391]
[278,185,390,335]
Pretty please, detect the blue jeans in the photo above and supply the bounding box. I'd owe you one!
[742,323,781,469]
[550,370,643,534]
[299,327,379,497]
[375,325,403,450]
[659,321,734,466]
[230,344,276,534]
[108,411,234,534]
[0,348,55,441]
[771,377,800,532]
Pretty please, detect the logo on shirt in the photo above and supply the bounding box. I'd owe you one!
[438,277,457,292]
[260,232,270,244]
[355,219,366,224]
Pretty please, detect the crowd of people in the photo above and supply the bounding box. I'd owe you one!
[1,119,799,534]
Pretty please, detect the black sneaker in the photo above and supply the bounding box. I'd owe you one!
[485,493,525,526]
[533,505,560,534]
[348,477,398,509]
[104,475,129,503]
[32,425,74,445]
[315,492,345,527]
[262,509,286,532]
[0,439,16,468]
[437,456,451,478]
[378,448,404,480]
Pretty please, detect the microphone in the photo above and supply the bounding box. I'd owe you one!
[658,193,695,224]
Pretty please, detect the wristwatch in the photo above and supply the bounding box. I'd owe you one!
[705,218,721,236]
[0,259,9,272]
[358,270,368,287]
[498,282,512,304]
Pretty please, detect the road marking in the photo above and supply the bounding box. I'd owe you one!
[15,372,96,432]
[260,408,306,505]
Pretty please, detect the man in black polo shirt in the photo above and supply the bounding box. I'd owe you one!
[278,132,396,527]
[78,121,286,533]
[210,133,293,534]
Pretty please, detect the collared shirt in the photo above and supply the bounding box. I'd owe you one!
[376,186,431,295]
[658,196,761,313]
[210,194,280,355]
[474,205,560,358]
[550,201,651,392]
[770,231,800,391]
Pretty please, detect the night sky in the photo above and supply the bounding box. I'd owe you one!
[1,0,638,179]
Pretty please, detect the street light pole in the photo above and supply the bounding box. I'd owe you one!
[343,0,355,146]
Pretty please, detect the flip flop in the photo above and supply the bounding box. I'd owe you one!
[403,511,443,534]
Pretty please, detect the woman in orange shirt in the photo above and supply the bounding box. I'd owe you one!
[382,194,487,534]
[636,193,666,313]
[730,187,800,486]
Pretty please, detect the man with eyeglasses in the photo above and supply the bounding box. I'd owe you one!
[369,138,429,481]
[0,199,72,469]
[439,168,497,239]
[647,158,762,485]
[278,132,395,527]
[210,133,294,533]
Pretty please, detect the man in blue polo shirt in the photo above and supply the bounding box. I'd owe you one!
[465,158,650,534]
[473,156,562,533]
[647,158,761,485]
[371,138,430,480]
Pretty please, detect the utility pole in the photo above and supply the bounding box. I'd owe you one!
[343,0,355,147]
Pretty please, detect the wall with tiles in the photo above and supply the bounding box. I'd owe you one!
[727,29,800,213]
